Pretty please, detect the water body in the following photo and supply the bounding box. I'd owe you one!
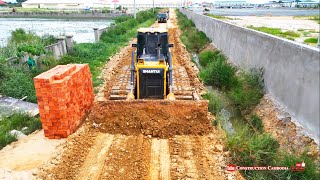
[192,8,320,16]
[0,18,113,47]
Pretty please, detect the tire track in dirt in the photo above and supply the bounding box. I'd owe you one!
[100,134,151,180]
[170,136,199,179]
[169,134,241,180]
[37,125,99,180]
[76,133,114,180]
[150,139,170,180]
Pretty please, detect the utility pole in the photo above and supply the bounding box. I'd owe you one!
[153,0,155,12]
[134,0,136,19]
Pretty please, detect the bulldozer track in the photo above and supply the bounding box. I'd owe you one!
[37,11,244,180]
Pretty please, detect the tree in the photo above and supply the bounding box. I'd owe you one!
[16,0,27,3]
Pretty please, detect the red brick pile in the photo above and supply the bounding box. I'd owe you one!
[34,64,94,139]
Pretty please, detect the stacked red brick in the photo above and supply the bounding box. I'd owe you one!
[34,64,94,139]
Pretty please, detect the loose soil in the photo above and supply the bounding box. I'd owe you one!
[91,100,211,138]
[253,95,319,159]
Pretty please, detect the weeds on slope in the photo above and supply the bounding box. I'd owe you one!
[0,113,42,150]
[0,29,58,102]
[176,9,320,180]
[176,10,210,53]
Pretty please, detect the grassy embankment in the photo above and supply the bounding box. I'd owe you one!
[176,9,319,180]
[0,113,42,150]
[0,9,158,149]
[0,29,57,103]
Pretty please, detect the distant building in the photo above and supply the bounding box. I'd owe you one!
[298,0,320,7]
[263,1,283,7]
[22,0,111,9]
[214,1,251,8]
[0,0,7,6]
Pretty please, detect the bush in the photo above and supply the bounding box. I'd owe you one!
[200,58,237,89]
[249,114,264,133]
[274,153,320,180]
[176,10,210,53]
[0,131,16,150]
[227,128,279,166]
[202,91,225,115]
[0,62,9,80]
[228,69,264,110]
[41,34,57,46]
[180,28,210,52]
[0,70,37,103]
[10,28,39,44]
[0,113,42,149]
[198,50,226,67]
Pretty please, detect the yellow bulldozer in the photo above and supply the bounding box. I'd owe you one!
[92,27,212,137]
[127,27,175,100]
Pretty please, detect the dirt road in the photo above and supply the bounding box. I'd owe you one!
[36,11,244,180]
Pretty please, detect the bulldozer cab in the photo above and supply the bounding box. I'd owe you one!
[129,28,174,100]
[136,28,169,62]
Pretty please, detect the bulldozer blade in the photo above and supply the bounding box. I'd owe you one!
[90,100,212,138]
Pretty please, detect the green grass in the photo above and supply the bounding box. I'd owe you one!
[304,37,318,43]
[228,69,264,111]
[0,54,57,103]
[0,113,42,150]
[227,127,279,166]
[202,91,225,115]
[206,13,233,20]
[247,25,301,41]
[248,114,264,133]
[198,49,225,67]
[200,56,237,90]
[176,10,210,53]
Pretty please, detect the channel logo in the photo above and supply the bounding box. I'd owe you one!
[226,164,236,172]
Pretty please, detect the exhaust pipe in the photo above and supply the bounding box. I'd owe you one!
[127,51,135,101]
[167,52,175,100]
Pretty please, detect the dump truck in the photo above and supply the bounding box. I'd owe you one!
[127,27,175,100]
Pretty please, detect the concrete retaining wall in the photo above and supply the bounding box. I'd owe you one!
[93,27,109,42]
[45,35,73,59]
[180,9,320,138]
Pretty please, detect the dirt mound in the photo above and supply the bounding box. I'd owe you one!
[90,100,212,138]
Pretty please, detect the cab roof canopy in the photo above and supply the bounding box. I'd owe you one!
[138,28,168,34]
